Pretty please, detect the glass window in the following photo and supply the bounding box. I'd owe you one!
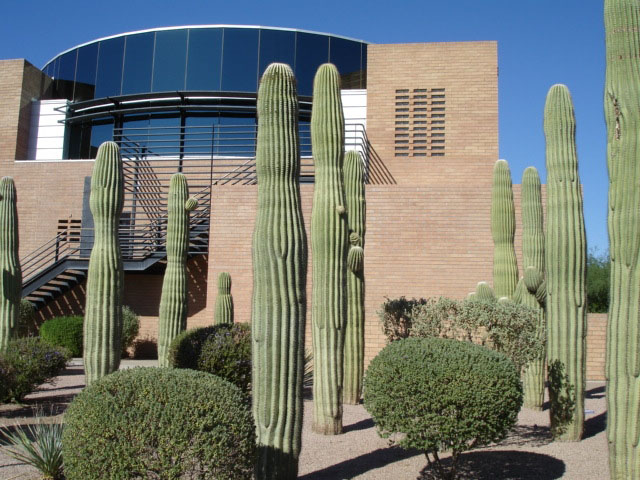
[90,121,114,158]
[186,28,223,91]
[295,33,329,96]
[67,123,92,159]
[121,32,154,95]
[74,43,99,102]
[221,28,259,92]
[258,29,295,80]
[56,51,77,100]
[185,115,219,156]
[147,115,181,156]
[152,29,187,92]
[329,38,363,89]
[95,36,125,98]
[218,115,256,157]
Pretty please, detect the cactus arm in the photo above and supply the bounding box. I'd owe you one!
[252,63,308,479]
[83,142,124,384]
[214,272,234,325]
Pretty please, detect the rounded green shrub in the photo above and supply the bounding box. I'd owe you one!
[121,305,140,356]
[62,368,255,480]
[0,337,70,402]
[169,323,251,394]
[363,337,522,477]
[39,316,83,357]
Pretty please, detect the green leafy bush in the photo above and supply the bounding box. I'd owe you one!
[364,337,522,479]
[39,316,83,357]
[62,368,255,480]
[17,299,37,337]
[121,305,140,356]
[169,323,251,394]
[378,296,428,341]
[380,296,544,371]
[0,337,70,402]
[0,357,16,402]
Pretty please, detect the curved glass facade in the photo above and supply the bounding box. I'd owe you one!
[44,26,367,101]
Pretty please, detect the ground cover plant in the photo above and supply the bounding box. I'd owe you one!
[363,337,523,480]
[62,367,255,480]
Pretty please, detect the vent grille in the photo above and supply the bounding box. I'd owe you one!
[394,88,446,157]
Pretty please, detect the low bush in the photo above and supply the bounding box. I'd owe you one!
[0,337,70,403]
[62,368,255,480]
[39,316,83,357]
[169,323,251,394]
[121,305,140,357]
[364,337,522,479]
[380,296,544,371]
[0,357,16,402]
[17,299,38,337]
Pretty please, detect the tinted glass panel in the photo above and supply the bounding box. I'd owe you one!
[295,33,329,96]
[95,37,125,98]
[329,37,363,89]
[221,28,259,92]
[152,30,187,92]
[90,121,114,158]
[67,123,92,159]
[258,29,295,79]
[218,116,256,156]
[361,44,367,89]
[147,115,181,156]
[122,32,154,95]
[56,51,77,100]
[185,115,218,156]
[74,43,99,101]
[186,29,223,91]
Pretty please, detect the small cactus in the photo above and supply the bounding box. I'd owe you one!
[342,151,366,405]
[83,142,124,384]
[214,272,233,325]
[474,281,496,303]
[491,160,519,299]
[311,63,349,434]
[157,173,191,367]
[0,177,21,350]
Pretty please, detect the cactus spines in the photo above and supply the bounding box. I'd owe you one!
[605,1,640,475]
[342,150,366,405]
[0,177,20,350]
[252,63,308,479]
[214,272,233,325]
[544,84,587,441]
[83,141,124,384]
[519,167,547,411]
[491,159,519,298]
[311,63,349,434]
[158,173,191,367]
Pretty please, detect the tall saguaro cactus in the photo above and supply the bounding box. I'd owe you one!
[158,173,194,367]
[252,63,308,479]
[520,167,546,410]
[214,272,233,324]
[605,0,640,476]
[84,142,124,385]
[544,84,587,441]
[491,159,519,298]
[311,63,349,435]
[0,177,21,350]
[342,150,366,405]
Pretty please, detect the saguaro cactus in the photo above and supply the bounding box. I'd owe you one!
[520,167,546,410]
[544,84,587,441]
[84,142,124,384]
[342,150,366,405]
[0,177,21,350]
[214,272,233,324]
[311,63,349,435]
[252,63,308,479]
[158,173,194,367]
[491,159,519,298]
[605,0,640,475]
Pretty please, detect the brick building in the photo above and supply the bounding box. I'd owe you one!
[0,26,605,379]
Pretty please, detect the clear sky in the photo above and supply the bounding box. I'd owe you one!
[0,0,607,251]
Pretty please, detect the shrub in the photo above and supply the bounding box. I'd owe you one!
[17,299,37,337]
[121,305,140,356]
[378,296,428,341]
[380,296,544,372]
[0,337,70,402]
[0,357,16,402]
[131,336,157,359]
[364,337,522,479]
[169,323,251,394]
[62,368,255,480]
[39,316,83,357]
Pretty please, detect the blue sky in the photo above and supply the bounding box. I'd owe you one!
[1,0,607,251]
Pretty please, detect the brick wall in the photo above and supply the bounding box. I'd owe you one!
[587,313,607,381]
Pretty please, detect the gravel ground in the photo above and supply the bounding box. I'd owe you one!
[0,360,608,480]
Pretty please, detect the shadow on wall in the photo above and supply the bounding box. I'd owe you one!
[366,145,396,185]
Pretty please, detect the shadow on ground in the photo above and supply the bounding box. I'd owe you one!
[418,450,565,480]
[298,446,422,479]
